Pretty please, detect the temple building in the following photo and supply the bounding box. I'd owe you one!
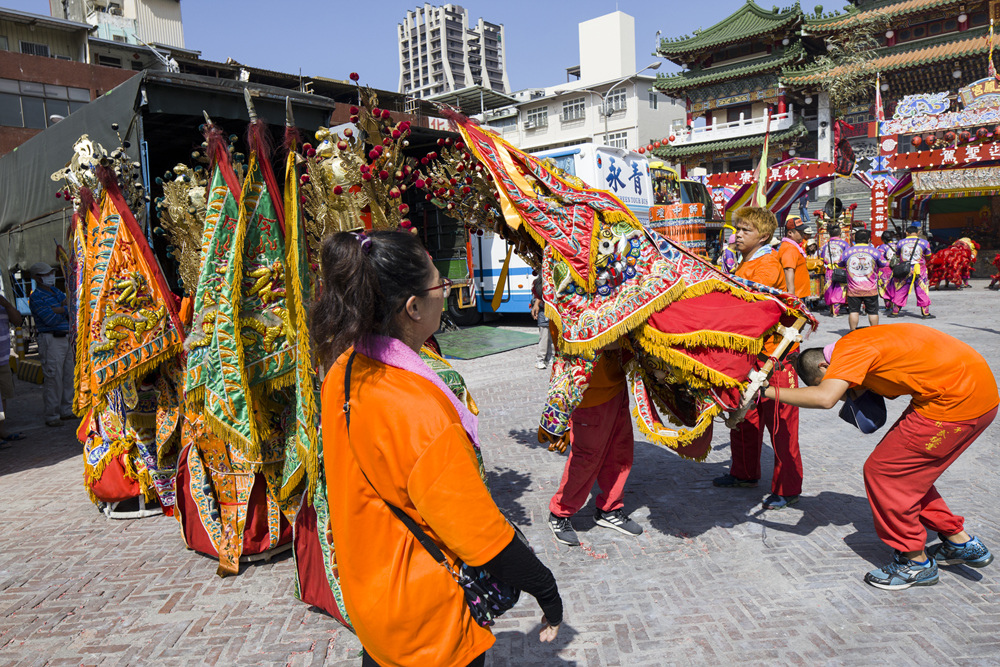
[650,1,815,176]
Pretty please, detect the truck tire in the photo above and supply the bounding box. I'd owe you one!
[447,291,482,327]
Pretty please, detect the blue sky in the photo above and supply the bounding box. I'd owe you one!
[5,0,753,90]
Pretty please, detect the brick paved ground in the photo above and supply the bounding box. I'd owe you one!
[2,282,1000,666]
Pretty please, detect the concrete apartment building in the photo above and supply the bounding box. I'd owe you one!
[482,11,684,153]
[397,3,510,98]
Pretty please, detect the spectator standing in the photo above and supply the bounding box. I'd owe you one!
[28,262,73,427]
[889,226,934,319]
[777,216,813,298]
[820,225,849,317]
[530,276,553,370]
[721,233,739,274]
[0,291,23,442]
[713,207,803,511]
[313,231,561,666]
[839,229,887,331]
[774,325,997,590]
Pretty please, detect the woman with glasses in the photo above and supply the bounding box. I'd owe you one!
[312,230,562,667]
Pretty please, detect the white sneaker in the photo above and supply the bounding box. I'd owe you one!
[535,361,547,369]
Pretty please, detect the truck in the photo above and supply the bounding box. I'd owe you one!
[647,162,723,258]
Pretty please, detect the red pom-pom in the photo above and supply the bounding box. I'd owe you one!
[349,72,360,81]
[379,170,389,180]
[456,164,465,172]
[343,128,354,137]
[381,109,392,120]
[456,141,465,149]
[428,151,437,159]
[349,115,359,124]
[638,147,645,154]
[420,157,429,165]
[654,141,661,148]
[392,130,401,139]
[359,164,370,173]
[369,149,379,160]
[911,136,922,147]
[300,174,311,184]
[389,187,401,198]
[372,107,381,116]
[349,106,360,115]
[337,140,349,151]
[399,204,410,214]
[306,148,316,157]
[333,185,343,195]
[362,172,373,181]
[415,179,426,189]
[425,194,433,200]
[461,186,471,194]
[668,135,676,142]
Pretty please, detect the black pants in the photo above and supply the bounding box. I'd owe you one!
[361,650,486,667]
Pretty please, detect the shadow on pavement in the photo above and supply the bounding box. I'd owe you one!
[487,465,534,527]
[0,426,79,477]
[507,427,553,451]
[492,621,579,665]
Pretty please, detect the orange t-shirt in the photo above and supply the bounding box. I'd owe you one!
[776,239,811,298]
[579,351,627,408]
[735,249,788,356]
[735,248,784,290]
[825,323,999,422]
[322,348,514,667]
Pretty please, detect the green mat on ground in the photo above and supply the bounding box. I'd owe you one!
[436,326,539,360]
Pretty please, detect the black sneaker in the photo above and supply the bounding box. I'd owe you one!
[762,493,799,510]
[548,512,580,546]
[864,551,939,590]
[713,473,758,488]
[594,508,643,536]
[928,533,994,568]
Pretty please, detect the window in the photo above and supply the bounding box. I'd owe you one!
[98,54,122,68]
[606,131,628,149]
[561,97,585,122]
[20,41,50,57]
[606,87,627,113]
[0,36,8,51]
[649,92,658,110]
[0,78,90,128]
[525,106,548,128]
[113,34,128,43]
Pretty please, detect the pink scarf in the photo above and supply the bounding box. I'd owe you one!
[357,335,481,448]
[781,237,807,258]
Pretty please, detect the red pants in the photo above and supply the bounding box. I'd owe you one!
[549,388,634,517]
[730,362,803,496]
[863,405,997,553]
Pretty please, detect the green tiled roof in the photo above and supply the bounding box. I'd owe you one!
[782,26,988,85]
[650,120,808,158]
[657,1,803,58]
[653,44,805,93]
[804,0,965,33]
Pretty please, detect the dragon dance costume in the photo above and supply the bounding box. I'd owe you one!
[928,238,979,289]
[428,116,814,461]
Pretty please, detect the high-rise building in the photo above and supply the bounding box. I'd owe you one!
[397,3,510,98]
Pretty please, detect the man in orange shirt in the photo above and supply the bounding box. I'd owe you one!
[546,346,642,546]
[777,216,813,298]
[714,207,804,511]
[769,323,998,590]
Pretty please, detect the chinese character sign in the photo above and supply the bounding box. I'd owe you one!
[871,179,889,243]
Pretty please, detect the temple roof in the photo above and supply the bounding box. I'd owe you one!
[781,26,987,85]
[804,0,967,33]
[650,119,808,159]
[653,44,805,94]
[657,1,803,59]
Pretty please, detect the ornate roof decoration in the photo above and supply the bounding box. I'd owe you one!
[653,43,806,93]
[657,1,803,59]
[781,26,987,85]
[650,120,809,159]
[804,0,967,33]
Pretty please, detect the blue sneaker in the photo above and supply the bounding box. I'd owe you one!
[864,551,939,590]
[928,534,994,568]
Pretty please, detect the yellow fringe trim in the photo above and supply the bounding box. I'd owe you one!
[185,385,206,410]
[635,324,764,356]
[631,401,719,462]
[203,410,257,463]
[92,342,183,412]
[634,335,743,389]
[546,280,687,357]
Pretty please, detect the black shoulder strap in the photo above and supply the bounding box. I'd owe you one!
[343,349,451,568]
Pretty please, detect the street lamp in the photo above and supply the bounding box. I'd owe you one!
[598,61,662,144]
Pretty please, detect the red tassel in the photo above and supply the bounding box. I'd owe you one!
[247,119,286,234]
[202,120,229,171]
[283,125,301,156]
[78,187,96,218]
[95,165,117,192]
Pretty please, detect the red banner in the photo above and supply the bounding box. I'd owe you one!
[707,161,835,187]
[889,142,1000,169]
[870,178,889,245]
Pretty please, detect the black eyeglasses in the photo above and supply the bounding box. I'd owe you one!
[419,277,453,298]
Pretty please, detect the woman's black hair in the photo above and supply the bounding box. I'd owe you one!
[310,230,434,364]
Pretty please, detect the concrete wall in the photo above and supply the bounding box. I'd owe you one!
[578,12,634,87]
[133,0,184,48]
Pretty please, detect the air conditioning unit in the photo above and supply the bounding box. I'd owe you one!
[524,121,535,129]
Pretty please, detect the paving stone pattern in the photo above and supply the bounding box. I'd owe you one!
[2,283,1000,665]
